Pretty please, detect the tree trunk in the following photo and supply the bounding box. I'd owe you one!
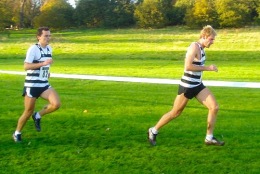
[19,0,26,28]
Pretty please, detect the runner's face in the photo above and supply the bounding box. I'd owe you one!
[204,35,215,48]
[38,30,51,47]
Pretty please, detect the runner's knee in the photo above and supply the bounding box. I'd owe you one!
[169,109,183,119]
[209,103,219,113]
[23,109,34,117]
[52,101,61,110]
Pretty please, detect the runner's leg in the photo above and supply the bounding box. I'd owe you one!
[39,88,61,117]
[155,93,189,130]
[196,88,219,135]
[16,96,36,131]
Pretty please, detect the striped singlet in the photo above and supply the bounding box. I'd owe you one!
[180,42,206,88]
[24,44,52,88]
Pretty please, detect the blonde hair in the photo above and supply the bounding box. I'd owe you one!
[200,25,217,38]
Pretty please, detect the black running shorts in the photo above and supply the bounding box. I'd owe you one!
[22,85,51,98]
[178,83,206,99]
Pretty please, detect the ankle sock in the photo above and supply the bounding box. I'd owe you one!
[35,112,41,119]
[206,134,213,140]
[151,127,158,134]
[15,131,21,135]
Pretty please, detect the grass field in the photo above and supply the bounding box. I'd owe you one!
[0,27,260,173]
[0,26,260,81]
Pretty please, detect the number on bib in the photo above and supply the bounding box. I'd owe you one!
[39,67,49,80]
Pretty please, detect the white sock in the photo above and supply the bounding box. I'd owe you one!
[206,134,213,140]
[151,127,158,134]
[35,112,41,119]
[15,131,21,135]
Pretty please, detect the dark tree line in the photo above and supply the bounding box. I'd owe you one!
[1,0,260,30]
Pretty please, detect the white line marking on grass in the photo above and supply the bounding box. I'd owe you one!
[1,70,260,88]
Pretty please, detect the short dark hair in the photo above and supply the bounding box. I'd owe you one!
[37,27,50,37]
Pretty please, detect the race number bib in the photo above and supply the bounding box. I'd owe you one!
[39,66,50,80]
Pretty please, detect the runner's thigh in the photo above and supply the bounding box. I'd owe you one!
[196,88,217,108]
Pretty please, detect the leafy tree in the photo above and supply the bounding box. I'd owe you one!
[247,0,260,24]
[75,0,108,28]
[174,0,194,25]
[103,0,135,28]
[24,0,47,28]
[256,4,260,24]
[75,0,135,28]
[215,0,251,27]
[18,0,43,28]
[134,0,167,28]
[185,0,219,28]
[159,0,181,26]
[175,0,195,9]
[33,0,74,29]
[0,0,14,29]
[8,0,46,28]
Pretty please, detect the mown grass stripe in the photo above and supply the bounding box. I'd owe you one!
[1,70,260,88]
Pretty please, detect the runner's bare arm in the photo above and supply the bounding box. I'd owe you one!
[185,43,217,72]
[24,59,53,70]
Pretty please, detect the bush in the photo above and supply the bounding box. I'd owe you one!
[134,0,167,28]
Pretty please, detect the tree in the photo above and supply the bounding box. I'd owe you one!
[134,0,167,28]
[174,0,195,25]
[25,0,45,27]
[159,0,181,26]
[215,0,251,28]
[75,0,108,28]
[19,0,26,28]
[0,0,14,29]
[33,0,74,29]
[256,3,260,24]
[246,0,260,24]
[175,0,195,9]
[9,0,46,28]
[103,0,135,28]
[75,0,135,28]
[185,0,219,28]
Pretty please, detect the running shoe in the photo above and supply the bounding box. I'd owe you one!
[13,133,22,142]
[32,112,41,132]
[205,137,225,146]
[148,128,157,146]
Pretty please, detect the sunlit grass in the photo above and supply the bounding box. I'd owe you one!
[0,74,259,173]
[1,26,259,81]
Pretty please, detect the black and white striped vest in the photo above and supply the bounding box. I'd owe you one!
[180,42,205,88]
[24,44,52,87]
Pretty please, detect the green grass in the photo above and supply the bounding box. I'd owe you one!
[0,26,260,81]
[0,27,260,173]
[0,74,259,173]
